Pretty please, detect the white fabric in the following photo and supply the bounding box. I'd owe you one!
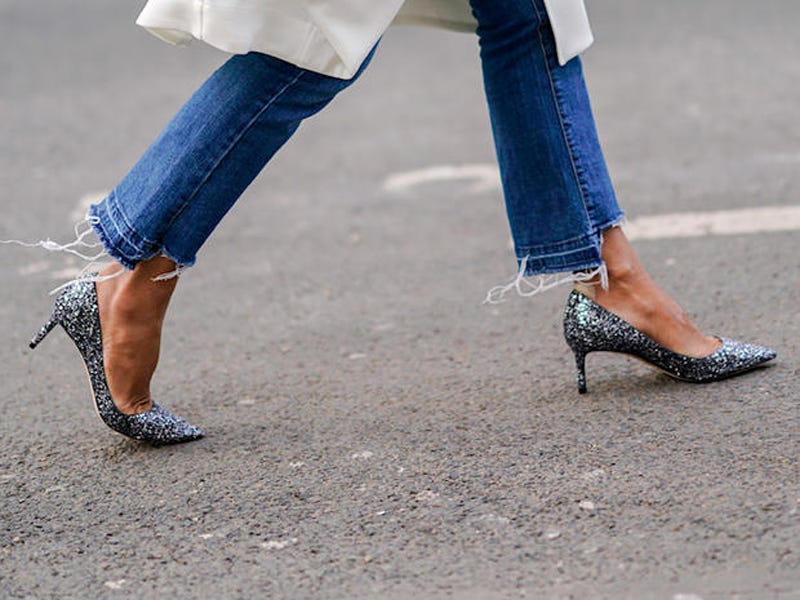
[542,0,594,66]
[136,0,594,79]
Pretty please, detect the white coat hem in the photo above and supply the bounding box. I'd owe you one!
[137,4,356,79]
[136,0,594,78]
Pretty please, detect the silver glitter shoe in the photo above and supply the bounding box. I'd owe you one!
[29,278,204,444]
[563,290,776,394]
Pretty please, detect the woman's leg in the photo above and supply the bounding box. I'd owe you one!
[591,227,718,357]
[470,0,718,356]
[91,50,375,269]
[97,256,177,414]
[91,51,375,413]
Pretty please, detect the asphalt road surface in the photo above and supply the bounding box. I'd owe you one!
[1,1,798,598]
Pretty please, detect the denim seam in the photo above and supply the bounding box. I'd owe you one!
[530,0,594,237]
[91,212,137,270]
[102,196,139,251]
[515,239,598,259]
[158,69,307,244]
[108,191,160,247]
[106,195,154,252]
[514,229,600,252]
[522,260,602,276]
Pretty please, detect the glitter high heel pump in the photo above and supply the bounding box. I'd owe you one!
[29,279,204,444]
[563,290,776,394]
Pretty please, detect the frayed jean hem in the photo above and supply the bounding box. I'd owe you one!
[485,212,625,304]
[88,192,196,271]
[515,210,625,277]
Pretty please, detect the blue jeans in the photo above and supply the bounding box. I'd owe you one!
[90,0,623,281]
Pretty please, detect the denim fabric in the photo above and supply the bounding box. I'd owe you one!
[91,0,622,276]
[470,0,622,275]
[90,49,375,268]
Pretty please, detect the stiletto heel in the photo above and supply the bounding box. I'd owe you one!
[30,278,204,445]
[572,349,588,394]
[563,290,776,392]
[29,317,58,350]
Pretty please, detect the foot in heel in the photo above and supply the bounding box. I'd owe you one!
[32,278,204,444]
[563,290,776,392]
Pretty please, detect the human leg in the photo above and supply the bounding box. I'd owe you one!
[97,256,178,415]
[471,0,775,390]
[90,50,375,269]
[470,0,721,356]
[56,50,373,431]
[590,227,719,357]
[471,0,622,281]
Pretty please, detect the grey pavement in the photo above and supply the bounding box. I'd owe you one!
[1,1,798,598]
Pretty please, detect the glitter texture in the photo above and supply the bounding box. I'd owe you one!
[563,290,777,394]
[30,279,204,444]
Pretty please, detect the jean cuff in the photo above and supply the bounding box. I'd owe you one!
[88,191,160,270]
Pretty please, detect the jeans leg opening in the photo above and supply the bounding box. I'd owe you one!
[484,260,607,305]
[484,213,626,304]
[1,207,191,294]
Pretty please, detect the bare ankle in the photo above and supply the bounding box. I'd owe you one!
[606,261,640,285]
[116,394,154,415]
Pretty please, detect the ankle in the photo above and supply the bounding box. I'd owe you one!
[592,265,660,322]
[100,270,176,321]
[605,259,645,288]
[116,393,154,415]
[108,292,162,327]
[599,226,649,286]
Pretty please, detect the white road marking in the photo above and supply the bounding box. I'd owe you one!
[351,451,374,460]
[625,205,800,241]
[18,260,50,275]
[384,164,800,240]
[261,538,298,550]
[383,164,501,194]
[104,580,127,590]
[50,267,85,279]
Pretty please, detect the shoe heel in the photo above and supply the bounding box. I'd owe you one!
[573,349,588,394]
[30,316,57,350]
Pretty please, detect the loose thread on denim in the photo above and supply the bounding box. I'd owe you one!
[152,264,188,281]
[1,213,115,294]
[0,216,106,262]
[49,260,186,295]
[4,212,189,293]
[484,255,608,304]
